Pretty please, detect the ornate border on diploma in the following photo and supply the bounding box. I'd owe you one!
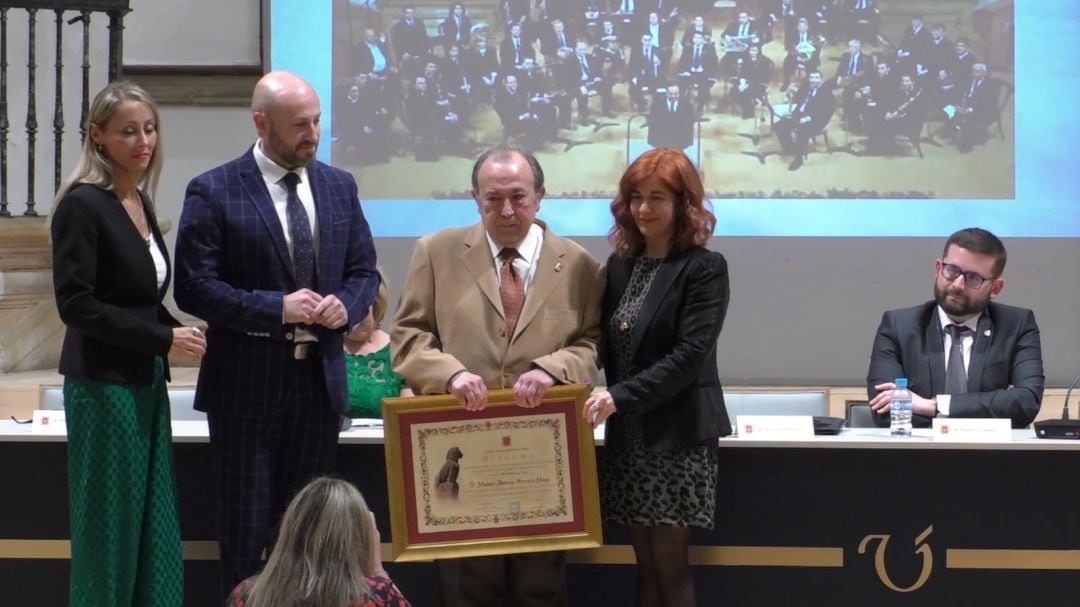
[382,384,602,562]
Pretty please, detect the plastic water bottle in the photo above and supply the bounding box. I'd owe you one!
[890,378,913,437]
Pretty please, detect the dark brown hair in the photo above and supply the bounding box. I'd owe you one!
[944,227,1007,276]
[608,148,715,258]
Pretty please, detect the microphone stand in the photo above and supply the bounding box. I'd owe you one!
[1034,373,1080,439]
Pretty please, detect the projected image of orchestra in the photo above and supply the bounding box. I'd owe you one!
[330,0,1014,200]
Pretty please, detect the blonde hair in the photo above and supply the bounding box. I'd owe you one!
[50,81,164,212]
[371,269,390,324]
[247,478,377,607]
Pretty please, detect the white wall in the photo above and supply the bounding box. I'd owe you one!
[124,0,261,67]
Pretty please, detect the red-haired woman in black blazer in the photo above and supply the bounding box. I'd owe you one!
[584,148,731,607]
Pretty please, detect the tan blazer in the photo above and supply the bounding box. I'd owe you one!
[391,221,603,395]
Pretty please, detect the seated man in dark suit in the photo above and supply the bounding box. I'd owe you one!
[719,11,762,78]
[680,14,712,47]
[647,83,694,150]
[627,33,666,112]
[896,13,933,76]
[500,22,535,75]
[439,3,473,52]
[558,41,613,125]
[677,32,719,116]
[642,11,676,59]
[541,18,576,58]
[950,38,978,92]
[852,61,901,152]
[832,38,870,125]
[925,24,953,79]
[878,73,928,153]
[729,44,773,119]
[465,36,500,98]
[774,68,834,170]
[844,0,880,44]
[780,18,822,91]
[867,227,1044,429]
[355,28,396,79]
[390,6,432,74]
[722,11,761,46]
[952,62,997,153]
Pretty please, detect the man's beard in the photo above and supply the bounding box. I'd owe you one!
[934,281,987,318]
[268,125,316,169]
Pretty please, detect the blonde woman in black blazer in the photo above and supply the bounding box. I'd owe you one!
[584,148,730,607]
[50,81,205,607]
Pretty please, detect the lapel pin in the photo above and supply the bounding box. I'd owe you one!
[984,329,991,337]
[554,262,564,272]
[619,322,630,332]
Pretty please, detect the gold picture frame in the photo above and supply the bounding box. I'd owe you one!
[382,384,603,562]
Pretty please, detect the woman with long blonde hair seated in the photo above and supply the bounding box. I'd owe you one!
[227,477,410,607]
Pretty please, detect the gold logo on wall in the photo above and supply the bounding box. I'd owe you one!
[858,525,934,592]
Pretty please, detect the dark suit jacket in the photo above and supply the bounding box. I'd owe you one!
[602,247,732,452]
[439,15,473,49]
[390,18,431,61]
[647,96,694,149]
[174,148,379,416]
[541,27,576,56]
[867,301,1045,428]
[51,184,180,385]
[834,50,869,81]
[354,40,393,76]
[499,36,535,72]
[678,42,719,78]
[465,47,499,86]
[789,83,835,131]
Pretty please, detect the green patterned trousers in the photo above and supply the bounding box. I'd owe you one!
[63,358,183,607]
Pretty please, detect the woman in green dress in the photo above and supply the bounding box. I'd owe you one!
[49,81,206,606]
[343,271,412,419]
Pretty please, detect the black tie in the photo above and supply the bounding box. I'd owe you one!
[945,324,971,394]
[849,54,857,74]
[740,23,747,37]
[694,46,701,69]
[281,172,316,290]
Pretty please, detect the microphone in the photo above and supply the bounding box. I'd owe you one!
[1034,373,1080,439]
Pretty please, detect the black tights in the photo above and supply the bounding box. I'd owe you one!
[628,525,695,607]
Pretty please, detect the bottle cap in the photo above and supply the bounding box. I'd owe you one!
[895,378,908,388]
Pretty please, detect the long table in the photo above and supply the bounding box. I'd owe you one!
[2,420,1078,606]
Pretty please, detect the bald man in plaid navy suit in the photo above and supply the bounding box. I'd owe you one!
[174,71,379,598]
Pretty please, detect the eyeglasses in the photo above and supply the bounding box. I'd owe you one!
[940,263,995,289]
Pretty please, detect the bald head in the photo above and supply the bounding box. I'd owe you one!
[252,71,321,169]
[252,71,317,113]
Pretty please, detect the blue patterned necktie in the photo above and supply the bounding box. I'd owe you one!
[281,172,316,290]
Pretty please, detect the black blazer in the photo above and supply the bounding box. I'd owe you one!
[867,300,1045,428]
[51,183,180,385]
[602,247,731,451]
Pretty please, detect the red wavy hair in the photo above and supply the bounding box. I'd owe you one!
[608,148,715,258]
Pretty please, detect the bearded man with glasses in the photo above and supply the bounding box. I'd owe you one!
[866,227,1044,428]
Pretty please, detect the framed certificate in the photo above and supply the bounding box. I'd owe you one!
[382,384,603,562]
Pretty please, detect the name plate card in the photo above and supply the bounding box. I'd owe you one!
[736,415,815,440]
[932,418,1012,442]
[31,410,67,435]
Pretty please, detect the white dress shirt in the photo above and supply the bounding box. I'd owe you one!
[486,222,543,293]
[253,140,320,341]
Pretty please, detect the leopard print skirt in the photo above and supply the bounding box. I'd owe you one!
[600,413,719,529]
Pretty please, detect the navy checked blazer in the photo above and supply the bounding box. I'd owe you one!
[174,147,379,416]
